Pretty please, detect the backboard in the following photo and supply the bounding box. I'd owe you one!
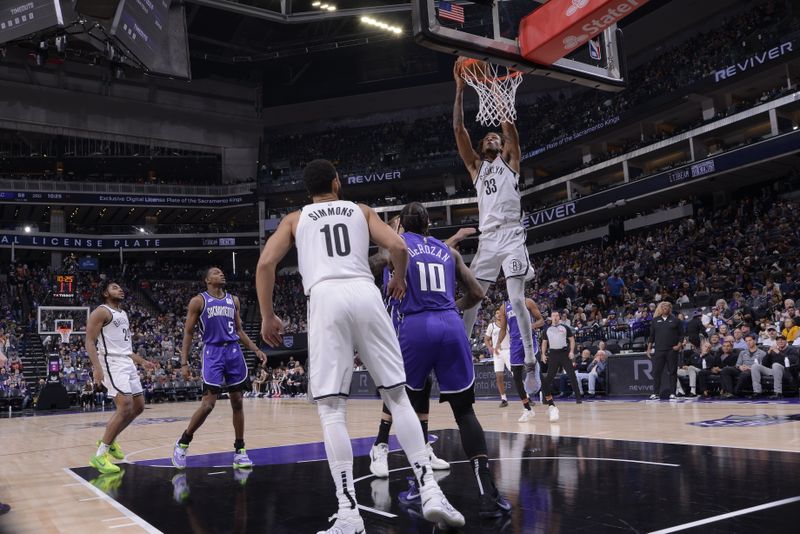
[412,0,631,91]
[37,306,90,336]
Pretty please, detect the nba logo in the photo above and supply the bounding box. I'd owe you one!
[589,38,602,61]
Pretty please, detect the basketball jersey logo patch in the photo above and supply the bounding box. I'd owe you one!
[509,259,524,273]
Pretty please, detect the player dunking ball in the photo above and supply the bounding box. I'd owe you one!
[172,267,266,470]
[453,58,538,370]
[257,160,464,534]
[87,281,155,474]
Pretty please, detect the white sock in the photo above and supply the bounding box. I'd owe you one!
[380,387,436,492]
[501,394,507,401]
[317,397,358,514]
[96,442,110,457]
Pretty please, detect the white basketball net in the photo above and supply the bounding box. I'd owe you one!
[460,62,523,127]
[58,327,72,344]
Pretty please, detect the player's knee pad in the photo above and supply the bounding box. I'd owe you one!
[317,396,347,426]
[406,386,430,415]
[448,394,487,459]
[446,388,476,420]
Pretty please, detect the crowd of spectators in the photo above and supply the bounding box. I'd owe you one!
[264,1,796,184]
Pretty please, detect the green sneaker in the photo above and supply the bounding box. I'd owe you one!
[90,453,121,474]
[98,440,125,460]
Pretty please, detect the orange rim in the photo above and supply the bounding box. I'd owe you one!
[460,58,522,82]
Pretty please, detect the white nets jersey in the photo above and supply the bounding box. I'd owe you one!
[296,200,373,295]
[474,155,521,232]
[98,305,132,357]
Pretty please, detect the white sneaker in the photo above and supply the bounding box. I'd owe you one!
[648,394,659,400]
[316,512,365,534]
[369,443,389,478]
[518,409,533,422]
[548,405,560,422]
[421,487,465,528]
[427,443,450,470]
[669,394,677,401]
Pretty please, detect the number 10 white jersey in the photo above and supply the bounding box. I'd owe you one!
[475,155,522,232]
[296,200,374,295]
[98,304,132,357]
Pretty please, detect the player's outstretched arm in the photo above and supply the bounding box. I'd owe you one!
[527,298,545,329]
[86,306,111,384]
[444,227,477,249]
[181,295,204,378]
[500,121,521,174]
[131,352,155,371]
[361,204,408,300]
[256,212,298,347]
[453,62,482,179]
[233,296,266,364]
[451,246,484,311]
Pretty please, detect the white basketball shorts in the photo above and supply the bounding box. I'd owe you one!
[307,279,406,400]
[101,354,143,398]
[493,349,512,373]
[471,225,534,283]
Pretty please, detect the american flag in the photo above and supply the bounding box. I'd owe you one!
[438,1,465,24]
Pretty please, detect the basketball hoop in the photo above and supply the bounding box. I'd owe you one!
[57,325,72,344]
[459,58,523,127]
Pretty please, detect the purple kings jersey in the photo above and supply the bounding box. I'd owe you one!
[398,232,456,316]
[198,292,238,344]
[505,300,539,355]
[382,266,401,328]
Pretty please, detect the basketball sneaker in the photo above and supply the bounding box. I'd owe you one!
[90,453,121,474]
[369,443,389,478]
[171,473,190,504]
[518,409,533,423]
[548,405,560,422]
[427,443,450,470]
[172,441,188,470]
[98,440,124,460]
[398,476,420,504]
[316,512,365,534]
[233,449,254,469]
[648,394,659,400]
[478,490,512,519]
[499,399,508,408]
[420,487,465,528]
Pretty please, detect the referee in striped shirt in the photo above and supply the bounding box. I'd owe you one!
[541,310,581,422]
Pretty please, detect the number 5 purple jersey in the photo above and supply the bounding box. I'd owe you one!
[397,232,457,316]
[198,292,239,344]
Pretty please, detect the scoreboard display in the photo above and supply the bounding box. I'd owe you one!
[53,274,76,300]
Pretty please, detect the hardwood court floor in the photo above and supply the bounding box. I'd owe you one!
[1,396,799,533]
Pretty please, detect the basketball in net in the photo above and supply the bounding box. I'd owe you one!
[58,325,72,344]
[456,57,523,127]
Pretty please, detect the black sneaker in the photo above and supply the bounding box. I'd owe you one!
[747,392,764,400]
[769,393,784,400]
[479,491,512,519]
[499,399,508,408]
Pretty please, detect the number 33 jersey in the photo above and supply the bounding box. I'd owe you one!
[475,155,521,232]
[296,200,373,295]
[98,305,133,357]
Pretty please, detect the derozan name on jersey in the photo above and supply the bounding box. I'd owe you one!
[307,206,355,221]
[581,0,648,37]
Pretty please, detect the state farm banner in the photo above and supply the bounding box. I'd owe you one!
[344,169,402,186]
[519,0,649,65]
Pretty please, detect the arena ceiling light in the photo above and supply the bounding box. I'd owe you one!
[361,16,403,35]
[311,1,337,11]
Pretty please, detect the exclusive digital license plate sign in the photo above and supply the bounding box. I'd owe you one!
[0,0,64,45]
